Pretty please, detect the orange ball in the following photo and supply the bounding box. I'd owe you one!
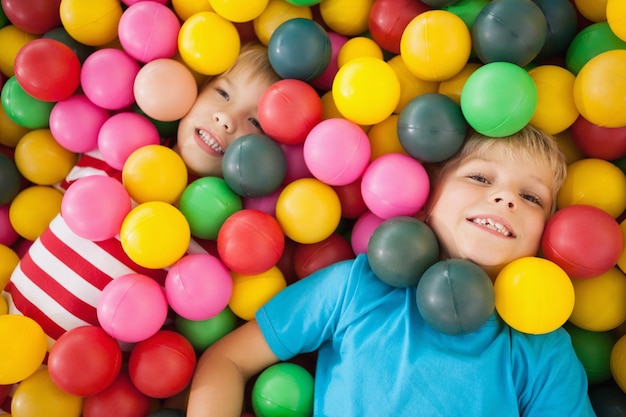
[14,129,77,185]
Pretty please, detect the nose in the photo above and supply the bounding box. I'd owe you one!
[493,191,516,209]
[214,112,234,132]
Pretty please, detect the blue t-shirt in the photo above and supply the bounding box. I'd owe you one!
[256,254,597,417]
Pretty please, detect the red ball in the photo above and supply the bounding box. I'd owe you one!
[570,115,626,161]
[14,38,81,102]
[217,209,285,275]
[258,79,323,145]
[47,326,122,397]
[82,372,152,417]
[332,178,368,219]
[541,204,624,279]
[128,330,197,399]
[293,233,355,279]
[368,0,430,54]
[1,0,61,35]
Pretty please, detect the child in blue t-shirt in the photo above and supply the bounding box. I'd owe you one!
[187,125,596,417]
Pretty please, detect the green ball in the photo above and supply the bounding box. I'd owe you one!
[460,61,537,137]
[252,363,314,417]
[0,154,22,205]
[564,323,615,385]
[566,22,626,76]
[175,307,238,351]
[1,76,55,129]
[443,0,490,31]
[178,177,242,240]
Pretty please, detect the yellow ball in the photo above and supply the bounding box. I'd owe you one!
[9,186,62,241]
[0,104,30,148]
[332,56,400,126]
[337,36,383,68]
[0,314,47,385]
[573,49,626,128]
[494,257,575,334]
[557,158,626,218]
[120,201,191,269]
[275,178,341,244]
[253,0,312,46]
[178,11,240,75]
[438,62,481,106]
[171,0,213,21]
[122,144,188,204]
[318,0,371,36]
[611,334,626,393]
[400,10,471,82]
[528,65,579,135]
[553,128,585,166]
[228,266,287,321]
[574,0,607,22]
[209,0,268,22]
[0,25,38,78]
[0,295,8,315]
[607,0,626,41]
[367,115,408,161]
[569,267,626,332]
[618,219,626,273]
[10,368,83,417]
[59,0,123,46]
[14,129,77,186]
[387,54,439,114]
[0,244,19,291]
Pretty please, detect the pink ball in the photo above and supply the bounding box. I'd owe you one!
[61,176,132,241]
[281,143,312,185]
[118,2,180,63]
[350,210,385,254]
[97,273,168,343]
[303,118,371,186]
[50,94,110,153]
[122,0,168,5]
[98,112,161,170]
[80,48,141,110]
[361,153,430,219]
[165,253,233,321]
[310,31,349,92]
[243,187,283,217]
[0,204,19,246]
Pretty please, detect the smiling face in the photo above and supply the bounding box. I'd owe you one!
[424,147,555,279]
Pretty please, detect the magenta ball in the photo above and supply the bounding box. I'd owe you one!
[61,175,132,242]
[310,31,349,92]
[350,210,385,254]
[98,112,160,170]
[0,204,19,246]
[165,253,234,321]
[50,94,110,153]
[281,143,312,184]
[243,187,283,217]
[80,48,141,110]
[361,153,430,219]
[303,118,371,186]
[118,1,180,63]
[97,273,169,343]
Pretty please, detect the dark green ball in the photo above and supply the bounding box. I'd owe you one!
[0,154,22,205]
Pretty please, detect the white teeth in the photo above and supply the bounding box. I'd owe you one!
[472,218,511,236]
[197,129,224,155]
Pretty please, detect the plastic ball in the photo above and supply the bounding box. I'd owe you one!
[368,0,430,55]
[209,0,268,22]
[494,256,575,334]
[336,36,383,68]
[258,79,323,145]
[619,219,626,274]
[49,94,110,153]
[310,31,348,92]
[556,158,626,218]
[565,323,615,385]
[118,2,180,63]
[367,114,407,161]
[178,11,240,75]
[229,266,287,320]
[441,0,489,31]
[267,17,331,81]
[387,55,440,114]
[303,118,371,186]
[0,314,47,385]
[1,75,55,129]
[368,216,439,288]
[0,243,19,289]
[42,26,96,64]
[0,152,21,205]
[253,0,313,46]
[332,177,367,219]
[243,188,282,217]
[165,253,233,321]
[332,56,400,126]
[281,142,312,184]
[252,362,314,417]
[566,22,626,76]
[397,92,467,163]
[217,209,285,275]
[350,210,385,255]
[48,326,122,397]
[532,0,578,61]
[97,273,169,343]
[0,102,30,147]
[175,307,238,351]
[9,185,63,241]
[1,0,62,35]
[0,24,38,78]
[460,62,537,137]
[275,178,342,244]
[134,58,198,122]
[80,48,141,110]
[608,0,626,42]
[360,153,430,219]
[13,38,80,102]
[612,334,626,393]
[400,10,471,82]
[14,128,77,185]
[293,233,354,279]
[570,115,626,160]
[528,65,578,135]
[122,144,188,204]
[120,201,190,269]
[569,267,626,332]
[128,330,197,399]
[61,175,131,241]
[179,176,242,240]
[437,62,481,106]
[58,0,123,46]
[0,205,19,247]
[589,383,626,417]
[10,368,83,417]
[98,112,161,171]
[82,372,152,417]
[318,0,370,36]
[573,49,626,128]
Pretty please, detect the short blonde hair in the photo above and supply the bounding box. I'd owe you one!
[213,42,281,88]
[427,125,567,213]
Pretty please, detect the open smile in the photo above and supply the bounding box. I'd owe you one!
[469,217,515,237]
[196,128,225,155]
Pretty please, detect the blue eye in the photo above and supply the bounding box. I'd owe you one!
[521,193,543,207]
[216,88,229,100]
[249,118,263,131]
[468,174,489,184]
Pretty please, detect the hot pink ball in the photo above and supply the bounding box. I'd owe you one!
[97,273,168,343]
[61,175,132,241]
[350,210,385,255]
[80,48,141,110]
[310,31,349,92]
[361,153,430,219]
[118,2,180,63]
[98,112,160,170]
[303,118,371,186]
[165,253,234,321]
[0,204,19,246]
[49,94,110,153]
[281,143,312,185]
[243,187,283,217]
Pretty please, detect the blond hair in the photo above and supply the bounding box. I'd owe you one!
[427,125,567,213]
